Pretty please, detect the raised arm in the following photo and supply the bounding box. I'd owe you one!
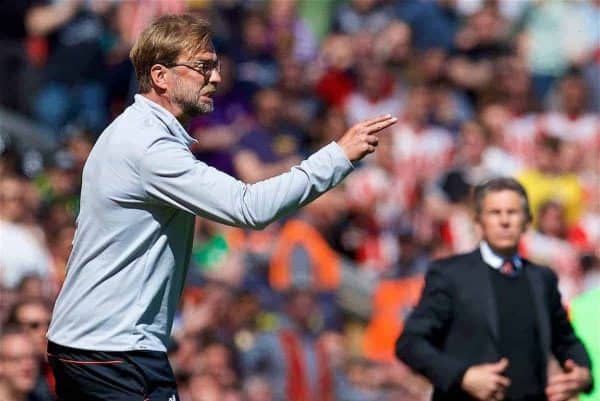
[140,115,396,229]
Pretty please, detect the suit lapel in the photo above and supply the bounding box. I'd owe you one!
[525,264,550,355]
[469,250,500,343]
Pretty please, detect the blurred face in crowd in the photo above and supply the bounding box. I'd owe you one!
[0,333,38,397]
[244,376,273,401]
[17,276,45,300]
[14,301,51,355]
[254,89,283,128]
[242,15,269,53]
[199,344,236,387]
[352,30,375,60]
[534,139,561,173]
[419,48,447,82]
[67,135,93,172]
[560,76,587,115]
[269,0,297,24]
[537,202,566,238]
[50,225,76,267]
[459,122,486,165]
[357,61,389,100]
[320,34,354,70]
[480,103,509,143]
[352,0,378,12]
[375,21,411,64]
[559,141,582,174]
[48,167,77,198]
[286,290,318,330]
[166,49,222,117]
[0,177,25,223]
[498,56,530,107]
[21,183,41,224]
[471,8,500,43]
[405,87,430,124]
[319,107,348,144]
[189,373,222,401]
[279,59,304,94]
[477,190,529,255]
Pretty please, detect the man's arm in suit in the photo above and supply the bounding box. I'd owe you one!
[395,261,469,393]
[546,268,593,393]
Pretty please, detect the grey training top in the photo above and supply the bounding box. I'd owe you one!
[47,95,353,352]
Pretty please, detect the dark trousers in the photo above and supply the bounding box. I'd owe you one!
[47,341,179,401]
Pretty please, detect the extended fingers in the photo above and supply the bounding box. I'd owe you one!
[365,116,398,134]
[362,114,395,127]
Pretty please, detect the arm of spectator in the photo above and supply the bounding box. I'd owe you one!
[26,0,83,36]
[395,261,469,393]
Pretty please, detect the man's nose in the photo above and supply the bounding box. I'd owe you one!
[209,69,222,84]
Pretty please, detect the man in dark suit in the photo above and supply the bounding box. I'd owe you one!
[396,177,592,401]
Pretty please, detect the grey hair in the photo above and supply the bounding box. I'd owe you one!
[473,177,532,222]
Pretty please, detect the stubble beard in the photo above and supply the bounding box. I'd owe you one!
[171,77,214,116]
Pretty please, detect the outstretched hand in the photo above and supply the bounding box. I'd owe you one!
[336,114,397,163]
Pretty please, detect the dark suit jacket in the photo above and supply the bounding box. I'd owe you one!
[395,248,592,401]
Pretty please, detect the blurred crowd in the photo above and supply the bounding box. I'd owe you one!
[0,0,599,400]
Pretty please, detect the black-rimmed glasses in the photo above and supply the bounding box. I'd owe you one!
[163,59,221,76]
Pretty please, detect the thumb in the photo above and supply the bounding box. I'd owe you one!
[489,358,509,372]
[564,359,576,372]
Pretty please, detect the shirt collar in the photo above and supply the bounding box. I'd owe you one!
[480,241,522,270]
[134,94,198,148]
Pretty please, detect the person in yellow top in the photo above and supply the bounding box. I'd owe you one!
[518,136,584,226]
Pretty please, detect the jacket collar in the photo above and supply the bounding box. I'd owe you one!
[480,241,523,271]
[134,94,198,148]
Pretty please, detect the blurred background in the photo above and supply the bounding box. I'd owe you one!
[0,0,598,400]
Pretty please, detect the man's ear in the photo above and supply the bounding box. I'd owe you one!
[522,218,531,234]
[150,64,169,92]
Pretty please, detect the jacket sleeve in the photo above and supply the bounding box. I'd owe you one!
[547,269,594,393]
[139,137,353,229]
[395,261,469,393]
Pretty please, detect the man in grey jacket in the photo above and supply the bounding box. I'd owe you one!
[46,14,396,401]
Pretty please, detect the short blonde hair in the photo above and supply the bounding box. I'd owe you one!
[130,14,213,93]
